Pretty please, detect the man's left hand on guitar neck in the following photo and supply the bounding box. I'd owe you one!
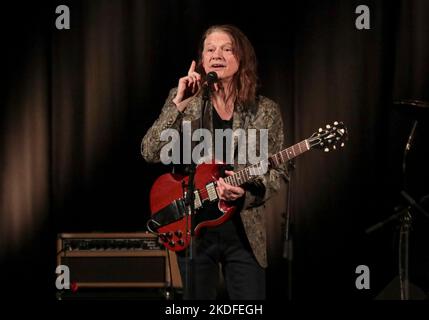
[216,170,245,202]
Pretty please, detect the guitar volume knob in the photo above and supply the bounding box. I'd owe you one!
[175,230,182,238]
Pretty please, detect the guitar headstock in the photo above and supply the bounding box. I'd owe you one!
[308,121,348,152]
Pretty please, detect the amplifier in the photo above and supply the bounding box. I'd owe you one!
[56,232,182,291]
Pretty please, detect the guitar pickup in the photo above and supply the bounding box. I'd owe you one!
[183,190,203,210]
[206,182,218,202]
[194,190,202,209]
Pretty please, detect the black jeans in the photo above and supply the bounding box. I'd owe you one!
[177,218,265,300]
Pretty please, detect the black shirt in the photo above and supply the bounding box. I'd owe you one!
[212,108,233,165]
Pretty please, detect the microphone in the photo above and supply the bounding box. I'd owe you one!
[202,72,218,100]
[206,71,218,85]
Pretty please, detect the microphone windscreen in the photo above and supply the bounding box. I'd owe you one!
[206,71,218,84]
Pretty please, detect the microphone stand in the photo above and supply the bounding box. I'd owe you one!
[397,120,417,300]
[365,120,427,300]
[402,120,418,189]
[395,190,429,300]
[282,159,295,301]
[184,162,196,299]
[184,83,210,299]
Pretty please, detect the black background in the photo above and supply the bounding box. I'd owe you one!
[1,0,428,305]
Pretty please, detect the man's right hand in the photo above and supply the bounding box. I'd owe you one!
[172,60,202,112]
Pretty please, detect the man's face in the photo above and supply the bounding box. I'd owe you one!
[202,31,239,83]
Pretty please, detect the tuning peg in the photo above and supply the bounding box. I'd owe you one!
[341,143,345,147]
[334,121,338,125]
[333,145,337,150]
[324,147,330,152]
[326,124,331,129]
[318,128,323,132]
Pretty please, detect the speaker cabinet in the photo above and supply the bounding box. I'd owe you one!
[56,232,182,299]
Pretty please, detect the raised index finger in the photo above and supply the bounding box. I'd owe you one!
[188,60,196,74]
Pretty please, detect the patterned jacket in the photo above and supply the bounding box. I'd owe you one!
[141,88,288,267]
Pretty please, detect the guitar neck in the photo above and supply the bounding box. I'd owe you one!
[224,139,310,187]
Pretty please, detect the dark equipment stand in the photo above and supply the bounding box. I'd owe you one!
[366,99,429,300]
[282,159,295,301]
[183,82,211,299]
[183,162,196,299]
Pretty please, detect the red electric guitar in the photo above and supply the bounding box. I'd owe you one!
[147,121,348,251]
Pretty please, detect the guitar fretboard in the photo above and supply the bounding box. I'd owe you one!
[224,140,310,187]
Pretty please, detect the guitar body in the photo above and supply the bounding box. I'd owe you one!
[149,163,236,251]
[147,121,348,252]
